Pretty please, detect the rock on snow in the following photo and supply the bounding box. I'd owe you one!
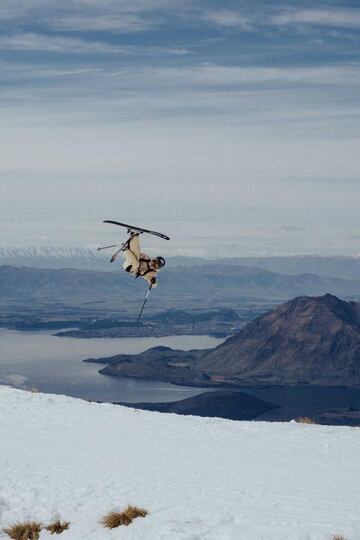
[0,386,359,540]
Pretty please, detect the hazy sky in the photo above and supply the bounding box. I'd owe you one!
[0,0,359,256]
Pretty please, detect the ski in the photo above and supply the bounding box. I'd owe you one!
[103,220,170,241]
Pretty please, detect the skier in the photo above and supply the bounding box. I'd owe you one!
[121,232,166,288]
[99,220,169,320]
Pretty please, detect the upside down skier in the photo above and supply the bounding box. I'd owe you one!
[100,220,169,320]
[121,232,166,289]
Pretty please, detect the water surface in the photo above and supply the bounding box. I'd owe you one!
[0,329,223,403]
[248,385,360,422]
[2,329,359,421]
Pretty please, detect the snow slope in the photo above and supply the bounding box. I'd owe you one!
[0,386,359,540]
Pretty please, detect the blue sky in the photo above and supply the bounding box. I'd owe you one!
[0,0,360,255]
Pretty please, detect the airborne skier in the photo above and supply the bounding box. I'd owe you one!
[98,220,169,320]
[122,232,166,288]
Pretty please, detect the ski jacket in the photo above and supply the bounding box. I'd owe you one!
[123,251,158,288]
[122,234,159,287]
[136,253,158,288]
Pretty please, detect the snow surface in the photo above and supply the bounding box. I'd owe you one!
[0,386,359,540]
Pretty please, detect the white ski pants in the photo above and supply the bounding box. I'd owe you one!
[123,234,140,273]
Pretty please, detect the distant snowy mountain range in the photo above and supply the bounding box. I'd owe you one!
[1,386,359,540]
[2,246,360,280]
[0,246,98,259]
[0,246,109,271]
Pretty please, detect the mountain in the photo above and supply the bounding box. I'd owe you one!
[117,390,279,420]
[0,265,134,300]
[1,386,359,539]
[2,249,360,281]
[0,246,108,271]
[222,255,360,280]
[2,264,360,307]
[199,294,360,386]
[89,346,211,387]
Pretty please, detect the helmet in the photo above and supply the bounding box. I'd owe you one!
[156,256,166,268]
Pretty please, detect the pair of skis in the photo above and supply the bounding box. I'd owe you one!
[98,220,170,321]
[97,220,169,263]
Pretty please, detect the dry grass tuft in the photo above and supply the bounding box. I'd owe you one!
[295,416,317,424]
[331,536,347,540]
[3,521,42,540]
[45,520,70,535]
[101,505,148,528]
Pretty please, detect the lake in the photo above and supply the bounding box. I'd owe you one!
[249,385,360,422]
[0,328,223,403]
[1,328,360,421]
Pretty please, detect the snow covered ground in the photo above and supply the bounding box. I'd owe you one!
[0,386,359,540]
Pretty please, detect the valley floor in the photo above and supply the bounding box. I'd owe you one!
[0,386,359,540]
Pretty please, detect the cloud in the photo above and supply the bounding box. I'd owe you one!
[273,8,360,28]
[131,64,360,90]
[203,10,253,31]
[0,6,22,20]
[0,33,125,53]
[1,61,360,112]
[277,225,306,233]
[0,0,176,33]
[0,1,359,256]
[50,14,155,33]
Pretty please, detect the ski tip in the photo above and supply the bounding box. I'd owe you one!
[102,220,170,240]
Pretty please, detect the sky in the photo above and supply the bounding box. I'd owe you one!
[0,0,359,256]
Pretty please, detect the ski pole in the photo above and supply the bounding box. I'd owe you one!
[137,285,152,323]
[110,238,133,262]
[97,244,118,251]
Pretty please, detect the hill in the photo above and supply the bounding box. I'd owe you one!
[0,386,359,539]
[117,390,279,420]
[2,249,360,280]
[199,294,360,386]
[0,265,134,301]
[87,346,211,386]
[224,255,360,280]
[1,264,360,306]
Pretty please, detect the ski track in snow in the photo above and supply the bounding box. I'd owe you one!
[0,386,359,540]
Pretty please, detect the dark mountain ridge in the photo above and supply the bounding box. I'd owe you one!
[87,346,211,387]
[199,294,360,387]
[117,391,279,421]
[2,250,360,280]
[2,264,360,304]
[85,294,360,389]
